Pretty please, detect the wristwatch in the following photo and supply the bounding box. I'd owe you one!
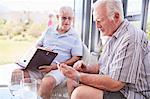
[76,73,80,84]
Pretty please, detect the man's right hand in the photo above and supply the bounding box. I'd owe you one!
[38,64,57,73]
[73,60,87,72]
[38,66,52,73]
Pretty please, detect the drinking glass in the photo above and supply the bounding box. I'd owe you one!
[21,78,38,99]
[9,70,24,99]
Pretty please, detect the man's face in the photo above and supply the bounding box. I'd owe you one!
[58,12,73,31]
[93,6,115,36]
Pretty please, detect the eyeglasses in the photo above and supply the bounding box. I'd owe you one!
[61,17,73,21]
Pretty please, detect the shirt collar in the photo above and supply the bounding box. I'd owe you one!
[54,26,74,36]
[112,19,129,39]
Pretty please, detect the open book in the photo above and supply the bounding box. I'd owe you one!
[16,47,58,70]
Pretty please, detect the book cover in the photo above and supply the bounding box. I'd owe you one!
[16,47,58,70]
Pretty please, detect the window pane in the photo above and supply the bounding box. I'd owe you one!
[127,0,142,28]
[127,0,142,15]
[74,0,83,37]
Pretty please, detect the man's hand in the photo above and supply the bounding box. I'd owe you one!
[38,64,57,73]
[73,60,87,72]
[58,63,80,81]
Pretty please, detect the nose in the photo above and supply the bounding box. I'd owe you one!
[64,18,71,24]
[96,21,102,28]
[64,19,70,24]
[65,18,70,22]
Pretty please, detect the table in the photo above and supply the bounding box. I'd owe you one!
[0,64,21,99]
[0,86,42,99]
[0,86,11,99]
[0,64,64,99]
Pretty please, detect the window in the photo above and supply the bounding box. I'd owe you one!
[74,0,83,37]
[125,0,150,35]
[126,0,142,28]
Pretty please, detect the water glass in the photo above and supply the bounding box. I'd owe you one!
[11,70,24,84]
[9,82,23,99]
[9,70,24,99]
[21,78,37,99]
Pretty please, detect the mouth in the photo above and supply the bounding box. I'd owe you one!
[98,28,104,32]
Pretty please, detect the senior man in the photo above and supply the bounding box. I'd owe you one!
[13,6,83,99]
[58,0,150,99]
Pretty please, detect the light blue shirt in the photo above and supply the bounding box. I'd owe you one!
[37,27,83,64]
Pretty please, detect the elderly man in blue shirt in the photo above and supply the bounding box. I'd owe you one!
[18,6,83,99]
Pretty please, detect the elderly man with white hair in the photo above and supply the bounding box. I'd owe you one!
[13,6,83,99]
[58,0,150,99]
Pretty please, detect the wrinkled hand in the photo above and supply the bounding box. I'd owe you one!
[58,64,79,81]
[39,64,56,73]
[38,66,52,73]
[73,60,87,72]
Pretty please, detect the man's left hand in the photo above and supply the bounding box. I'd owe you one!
[58,64,79,81]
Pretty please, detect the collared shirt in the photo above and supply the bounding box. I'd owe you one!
[37,26,83,63]
[99,19,150,99]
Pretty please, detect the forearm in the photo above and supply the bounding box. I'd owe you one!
[65,56,81,66]
[79,73,125,91]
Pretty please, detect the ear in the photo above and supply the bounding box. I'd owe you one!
[114,12,120,20]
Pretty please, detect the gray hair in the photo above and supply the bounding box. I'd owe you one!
[93,0,124,20]
[58,6,74,17]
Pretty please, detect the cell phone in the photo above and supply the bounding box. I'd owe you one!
[55,61,60,65]
[55,61,60,69]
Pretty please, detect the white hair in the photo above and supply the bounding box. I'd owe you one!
[58,6,74,17]
[93,0,124,20]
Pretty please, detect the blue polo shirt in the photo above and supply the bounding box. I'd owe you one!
[36,27,83,64]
